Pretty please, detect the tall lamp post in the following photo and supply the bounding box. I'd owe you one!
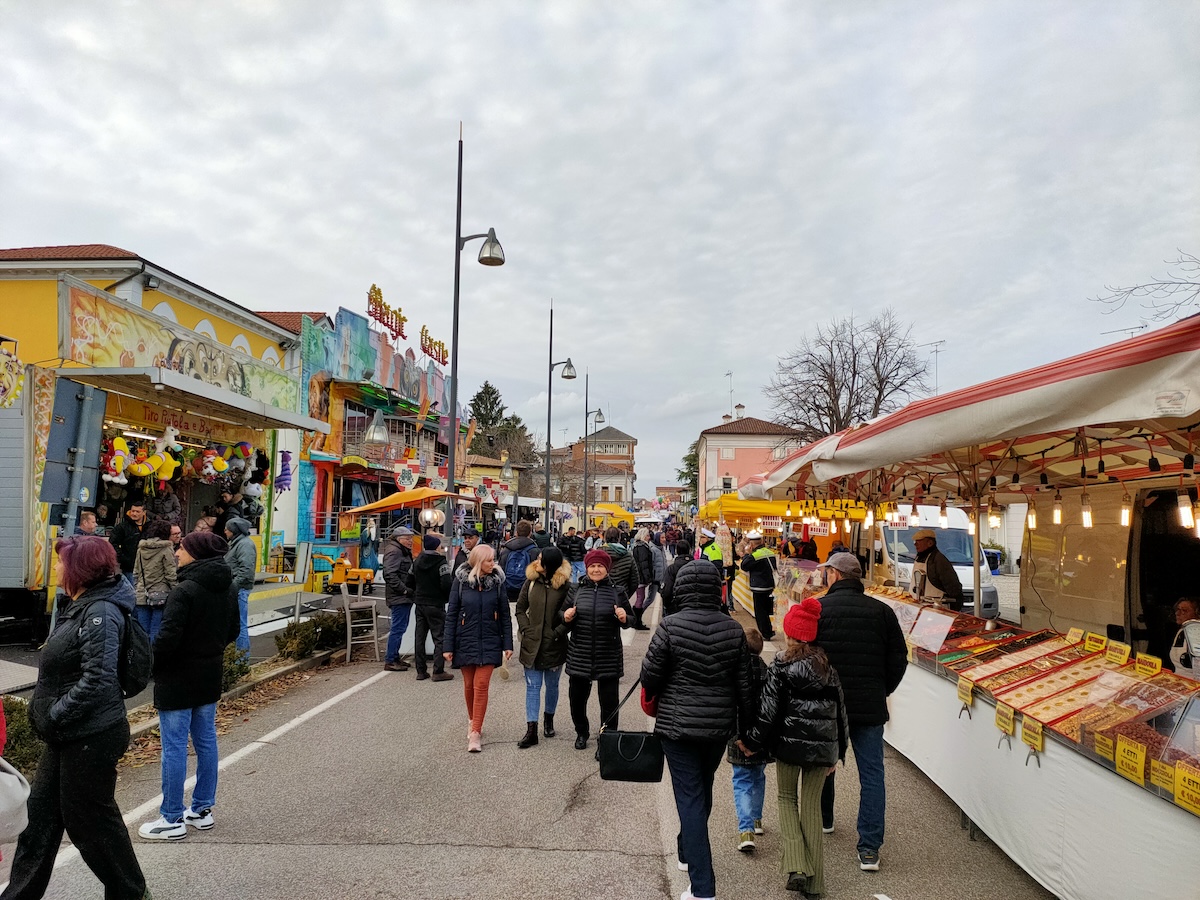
[543,300,576,532]
[446,125,505,522]
[582,369,605,530]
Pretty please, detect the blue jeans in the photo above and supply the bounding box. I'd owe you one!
[236,588,250,652]
[570,561,585,583]
[523,666,562,721]
[662,738,725,899]
[731,763,766,832]
[159,703,219,823]
[821,723,886,852]
[135,605,164,644]
[385,603,412,663]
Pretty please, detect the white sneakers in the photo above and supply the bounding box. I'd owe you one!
[139,808,214,840]
[184,808,215,830]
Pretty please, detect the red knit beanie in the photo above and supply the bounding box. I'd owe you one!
[584,548,612,571]
[783,596,822,643]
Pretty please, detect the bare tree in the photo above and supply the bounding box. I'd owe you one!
[765,309,929,442]
[1091,251,1200,319]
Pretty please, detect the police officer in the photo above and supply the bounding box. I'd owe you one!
[739,530,777,640]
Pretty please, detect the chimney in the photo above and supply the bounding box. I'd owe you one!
[735,403,745,419]
[722,414,733,424]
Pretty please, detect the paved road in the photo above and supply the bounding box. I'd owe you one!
[0,601,1053,899]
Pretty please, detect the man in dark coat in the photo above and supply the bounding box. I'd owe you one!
[108,501,147,586]
[812,553,907,873]
[659,541,694,617]
[557,526,587,582]
[382,526,415,671]
[453,530,480,574]
[600,527,639,602]
[406,534,454,682]
[641,559,754,900]
[499,520,540,602]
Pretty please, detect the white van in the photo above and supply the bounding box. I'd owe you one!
[868,504,1000,618]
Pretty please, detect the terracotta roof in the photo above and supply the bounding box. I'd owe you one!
[465,454,527,469]
[0,244,139,261]
[701,416,801,436]
[558,459,628,476]
[255,311,327,334]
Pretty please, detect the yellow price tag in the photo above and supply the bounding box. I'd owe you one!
[1021,717,1044,752]
[1151,759,1176,793]
[1084,632,1108,653]
[1094,732,1115,761]
[957,677,974,706]
[1105,641,1132,666]
[1066,627,1084,643]
[905,640,913,664]
[1174,761,1200,817]
[995,702,1015,736]
[1115,735,1146,786]
[1135,653,1163,678]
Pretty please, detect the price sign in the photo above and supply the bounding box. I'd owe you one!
[1084,632,1108,653]
[1104,641,1132,666]
[1094,732,1115,762]
[905,640,913,664]
[1021,717,1044,752]
[995,702,1015,736]
[957,677,974,706]
[1151,759,1176,793]
[1174,760,1200,817]
[1115,734,1146,786]
[1135,653,1163,678]
[1066,627,1084,643]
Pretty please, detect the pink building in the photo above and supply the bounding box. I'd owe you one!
[697,413,803,502]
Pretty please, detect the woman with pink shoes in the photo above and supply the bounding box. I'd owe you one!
[443,544,513,752]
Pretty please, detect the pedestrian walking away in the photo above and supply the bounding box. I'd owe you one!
[725,626,772,854]
[138,531,240,843]
[406,533,454,682]
[661,540,694,618]
[515,546,573,748]
[630,528,660,630]
[640,559,754,900]
[744,598,849,897]
[133,517,176,643]
[563,548,632,750]
[222,516,256,654]
[812,552,907,872]
[4,536,149,900]
[382,525,416,671]
[499,520,539,603]
[443,544,512,752]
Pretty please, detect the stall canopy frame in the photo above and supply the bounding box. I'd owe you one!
[345,486,480,515]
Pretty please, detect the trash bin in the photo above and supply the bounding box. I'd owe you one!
[983,549,1002,575]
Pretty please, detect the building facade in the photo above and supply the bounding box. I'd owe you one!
[697,413,803,502]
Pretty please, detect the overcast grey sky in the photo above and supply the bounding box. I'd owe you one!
[2,2,1197,493]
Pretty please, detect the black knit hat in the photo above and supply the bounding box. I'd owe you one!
[181,531,228,560]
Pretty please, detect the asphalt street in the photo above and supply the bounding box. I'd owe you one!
[0,599,1053,900]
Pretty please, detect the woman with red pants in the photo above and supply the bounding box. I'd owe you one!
[443,544,512,752]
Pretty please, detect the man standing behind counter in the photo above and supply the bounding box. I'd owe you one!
[911,528,964,612]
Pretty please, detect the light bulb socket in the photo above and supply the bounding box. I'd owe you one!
[1149,456,1162,473]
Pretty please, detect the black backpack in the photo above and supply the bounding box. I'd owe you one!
[88,601,153,698]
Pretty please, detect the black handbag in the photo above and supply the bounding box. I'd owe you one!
[596,679,664,783]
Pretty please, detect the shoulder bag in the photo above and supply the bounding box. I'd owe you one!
[0,757,30,843]
[597,678,664,783]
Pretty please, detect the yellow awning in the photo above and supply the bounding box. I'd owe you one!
[345,487,479,515]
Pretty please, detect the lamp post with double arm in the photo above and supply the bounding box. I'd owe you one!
[582,370,605,530]
[543,301,576,532]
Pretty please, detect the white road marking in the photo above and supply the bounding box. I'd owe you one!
[0,669,392,885]
[874,895,895,900]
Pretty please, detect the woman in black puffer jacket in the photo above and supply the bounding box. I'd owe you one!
[563,548,632,750]
[640,559,754,900]
[744,597,848,897]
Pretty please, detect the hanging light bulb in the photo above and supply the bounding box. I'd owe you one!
[1052,490,1063,525]
[1120,490,1132,528]
[864,506,875,529]
[1081,493,1093,529]
[988,493,1002,529]
[967,506,977,536]
[842,517,851,535]
[938,499,949,529]
[1027,501,1038,531]
[1011,471,1021,486]
[1179,490,1195,529]
[829,517,838,535]
[785,500,792,517]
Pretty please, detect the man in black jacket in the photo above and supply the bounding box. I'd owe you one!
[382,526,416,671]
[406,534,454,682]
[600,527,639,601]
[557,526,587,582]
[659,541,693,617]
[812,553,907,873]
[108,501,147,587]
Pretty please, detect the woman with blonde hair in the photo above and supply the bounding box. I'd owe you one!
[443,544,513,752]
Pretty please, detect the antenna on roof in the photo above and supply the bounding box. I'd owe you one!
[724,371,733,416]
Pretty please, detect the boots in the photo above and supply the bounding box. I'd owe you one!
[518,721,539,749]
[543,712,556,738]
[633,607,650,630]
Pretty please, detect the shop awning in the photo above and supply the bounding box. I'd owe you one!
[344,486,479,514]
[56,366,330,434]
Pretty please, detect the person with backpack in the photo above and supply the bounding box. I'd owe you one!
[9,536,149,900]
[138,531,240,842]
[499,520,539,603]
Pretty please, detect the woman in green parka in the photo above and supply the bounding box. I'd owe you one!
[514,546,574,748]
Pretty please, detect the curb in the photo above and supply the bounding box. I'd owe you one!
[128,649,340,740]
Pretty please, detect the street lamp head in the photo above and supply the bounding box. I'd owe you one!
[561,358,577,380]
[363,409,390,446]
[477,228,505,266]
[594,409,605,425]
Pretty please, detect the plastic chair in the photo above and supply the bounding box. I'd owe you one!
[340,580,380,662]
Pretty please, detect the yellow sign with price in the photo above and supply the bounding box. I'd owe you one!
[1135,653,1162,678]
[1115,735,1146,786]
[1174,761,1200,816]
[1084,632,1108,653]
[1066,627,1084,643]
[1094,733,1115,762]
[957,677,974,706]
[1151,759,1176,793]
[1104,641,1131,666]
[995,702,1015,736]
[1021,717,1044,752]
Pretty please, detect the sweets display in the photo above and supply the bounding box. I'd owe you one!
[994,655,1109,710]
[962,636,1075,684]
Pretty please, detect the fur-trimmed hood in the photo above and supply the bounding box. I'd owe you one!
[453,564,506,592]
[526,559,572,590]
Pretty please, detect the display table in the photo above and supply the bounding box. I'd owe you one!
[886,664,1200,900]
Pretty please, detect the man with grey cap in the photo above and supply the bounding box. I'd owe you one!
[911,528,964,611]
[382,525,416,671]
[812,551,907,873]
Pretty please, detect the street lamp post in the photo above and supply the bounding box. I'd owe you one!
[543,300,576,532]
[446,125,504,522]
[582,370,605,531]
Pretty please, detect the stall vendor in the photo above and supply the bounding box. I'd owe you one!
[911,528,964,612]
[1170,597,1200,680]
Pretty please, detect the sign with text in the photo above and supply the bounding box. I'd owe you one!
[995,702,1015,736]
[956,677,974,706]
[367,284,407,342]
[1094,733,1115,762]
[1174,760,1200,817]
[1083,632,1108,653]
[1115,735,1146,786]
[1020,717,1044,752]
[1151,759,1176,793]
[1135,653,1163,678]
[1104,641,1132,666]
[1066,627,1084,643]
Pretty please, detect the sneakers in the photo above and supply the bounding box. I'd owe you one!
[138,816,186,841]
[738,830,756,851]
[858,848,880,871]
[467,730,482,753]
[822,823,834,835]
[753,818,765,835]
[183,808,214,830]
[680,891,715,900]
[677,860,689,872]
[430,672,454,682]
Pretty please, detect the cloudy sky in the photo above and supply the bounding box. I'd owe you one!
[2,2,1197,492]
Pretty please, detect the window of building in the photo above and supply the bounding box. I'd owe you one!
[772,445,787,459]
[615,487,623,501]
[720,447,735,459]
[722,477,734,491]
[601,486,610,501]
